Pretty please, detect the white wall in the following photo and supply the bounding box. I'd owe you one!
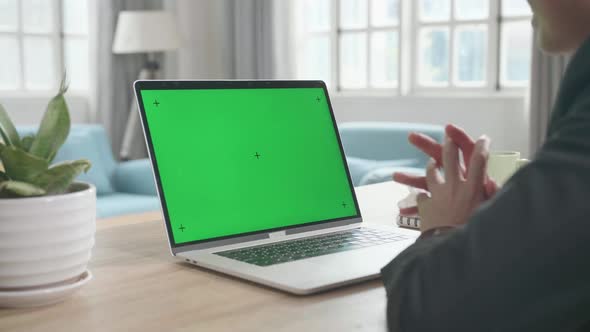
[1,95,90,126]
[169,0,531,157]
[172,0,234,79]
[2,2,530,157]
[331,94,529,157]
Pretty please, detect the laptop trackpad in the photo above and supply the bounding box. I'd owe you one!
[265,241,414,291]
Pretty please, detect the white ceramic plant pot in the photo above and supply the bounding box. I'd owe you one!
[0,182,96,289]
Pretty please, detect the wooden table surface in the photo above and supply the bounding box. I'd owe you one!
[0,181,414,332]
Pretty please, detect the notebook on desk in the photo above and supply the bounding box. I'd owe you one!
[397,214,422,229]
[134,80,418,295]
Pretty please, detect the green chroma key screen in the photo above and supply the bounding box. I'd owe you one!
[140,86,359,245]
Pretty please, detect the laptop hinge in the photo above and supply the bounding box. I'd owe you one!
[268,231,286,239]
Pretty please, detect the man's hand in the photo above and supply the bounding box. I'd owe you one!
[394,125,498,215]
[417,136,491,232]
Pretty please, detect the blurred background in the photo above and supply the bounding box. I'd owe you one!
[0,0,568,216]
[0,0,545,163]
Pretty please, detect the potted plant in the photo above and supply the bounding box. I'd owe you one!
[0,79,95,306]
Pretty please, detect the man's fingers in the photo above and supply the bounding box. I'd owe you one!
[426,158,443,188]
[484,179,499,198]
[393,172,428,191]
[408,132,443,166]
[467,136,490,194]
[446,124,476,167]
[416,192,429,205]
[416,192,430,216]
[447,125,494,186]
[446,125,474,148]
[399,206,419,215]
[442,135,461,183]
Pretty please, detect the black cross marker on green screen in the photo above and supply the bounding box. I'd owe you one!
[153,100,160,107]
[254,152,261,159]
[342,202,347,208]
[316,96,321,102]
[179,224,186,232]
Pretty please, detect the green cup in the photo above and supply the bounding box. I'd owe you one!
[487,151,529,186]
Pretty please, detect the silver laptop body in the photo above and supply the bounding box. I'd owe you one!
[135,80,418,295]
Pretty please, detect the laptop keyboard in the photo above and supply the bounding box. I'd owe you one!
[215,228,412,267]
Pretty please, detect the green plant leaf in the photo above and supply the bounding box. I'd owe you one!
[0,104,21,148]
[0,145,49,182]
[32,159,91,195]
[21,134,35,152]
[28,81,70,162]
[0,180,46,197]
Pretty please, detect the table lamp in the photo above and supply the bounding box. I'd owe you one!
[112,10,181,160]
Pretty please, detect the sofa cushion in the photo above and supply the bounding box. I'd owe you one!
[17,125,117,196]
[346,157,419,186]
[97,194,161,219]
[359,166,425,186]
[112,159,157,196]
[339,122,445,168]
[55,129,115,195]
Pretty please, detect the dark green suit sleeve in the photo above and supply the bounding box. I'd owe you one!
[381,48,590,331]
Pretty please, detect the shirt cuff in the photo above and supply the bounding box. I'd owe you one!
[418,226,455,240]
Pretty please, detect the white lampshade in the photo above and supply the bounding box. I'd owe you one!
[112,10,181,54]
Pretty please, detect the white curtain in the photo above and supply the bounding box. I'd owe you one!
[93,0,162,159]
[172,0,283,80]
[232,0,275,79]
[528,36,570,155]
[91,0,289,158]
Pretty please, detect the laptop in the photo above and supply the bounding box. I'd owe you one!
[134,80,418,295]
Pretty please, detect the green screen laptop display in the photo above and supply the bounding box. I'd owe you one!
[139,85,359,246]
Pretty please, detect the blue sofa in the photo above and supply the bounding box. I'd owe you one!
[339,122,445,186]
[17,125,160,218]
[13,122,441,216]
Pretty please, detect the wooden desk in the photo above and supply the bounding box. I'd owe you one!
[0,181,414,332]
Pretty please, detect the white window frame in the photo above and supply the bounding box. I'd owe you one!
[410,0,499,95]
[0,0,88,96]
[497,9,535,90]
[293,0,532,97]
[331,0,402,93]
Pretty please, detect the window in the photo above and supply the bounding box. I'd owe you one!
[293,0,533,93]
[500,0,534,87]
[416,0,490,88]
[0,0,89,93]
